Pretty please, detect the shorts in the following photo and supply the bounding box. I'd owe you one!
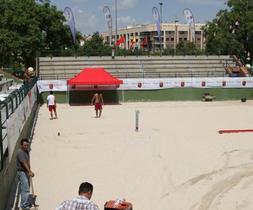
[49,105,56,112]
[95,103,102,110]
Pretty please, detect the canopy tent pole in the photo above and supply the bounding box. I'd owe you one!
[68,85,70,104]
[122,86,125,103]
[66,85,68,104]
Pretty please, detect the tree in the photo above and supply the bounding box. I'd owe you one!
[0,0,76,68]
[204,0,253,62]
[80,32,111,56]
[36,1,74,57]
[176,41,201,55]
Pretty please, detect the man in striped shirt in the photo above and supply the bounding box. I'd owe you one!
[56,182,99,210]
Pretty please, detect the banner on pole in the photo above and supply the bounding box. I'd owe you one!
[183,8,196,41]
[103,6,113,45]
[152,7,161,43]
[116,36,125,46]
[64,7,77,43]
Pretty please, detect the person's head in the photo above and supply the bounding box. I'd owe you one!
[50,91,53,95]
[78,182,93,199]
[20,138,29,151]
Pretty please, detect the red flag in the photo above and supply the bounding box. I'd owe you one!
[141,36,148,48]
[116,36,125,46]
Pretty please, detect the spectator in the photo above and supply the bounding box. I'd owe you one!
[56,182,99,210]
[16,138,35,210]
[23,69,31,85]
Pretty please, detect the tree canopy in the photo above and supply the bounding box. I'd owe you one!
[176,41,202,55]
[204,0,253,62]
[0,0,75,68]
[78,32,111,56]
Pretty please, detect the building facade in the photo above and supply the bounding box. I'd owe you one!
[101,22,205,51]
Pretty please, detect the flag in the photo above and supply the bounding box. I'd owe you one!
[130,37,136,49]
[141,36,148,48]
[103,6,112,45]
[183,8,195,41]
[64,7,76,43]
[116,36,125,46]
[152,7,161,43]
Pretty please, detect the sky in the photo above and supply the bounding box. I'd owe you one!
[50,0,227,35]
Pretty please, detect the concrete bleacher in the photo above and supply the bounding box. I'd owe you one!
[0,74,19,101]
[38,55,235,80]
[0,74,14,92]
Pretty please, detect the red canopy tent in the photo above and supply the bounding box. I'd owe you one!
[66,67,123,104]
[67,67,123,86]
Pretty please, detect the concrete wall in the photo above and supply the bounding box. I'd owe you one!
[0,102,38,210]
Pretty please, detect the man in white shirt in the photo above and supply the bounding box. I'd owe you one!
[47,91,57,119]
[56,182,99,210]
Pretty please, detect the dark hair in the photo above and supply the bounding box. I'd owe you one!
[79,182,93,194]
[21,138,29,145]
[50,91,53,94]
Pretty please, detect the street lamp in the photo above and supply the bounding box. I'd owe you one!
[174,20,178,55]
[159,2,163,56]
[159,2,163,23]
[112,38,115,59]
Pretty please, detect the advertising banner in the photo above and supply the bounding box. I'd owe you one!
[37,77,253,92]
[152,7,161,43]
[183,8,195,41]
[103,6,113,45]
[64,7,76,43]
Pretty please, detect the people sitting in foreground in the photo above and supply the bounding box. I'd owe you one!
[55,182,99,210]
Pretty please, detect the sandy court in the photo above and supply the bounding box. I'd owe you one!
[31,101,253,210]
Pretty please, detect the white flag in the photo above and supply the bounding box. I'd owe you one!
[64,7,76,43]
[183,8,195,41]
[103,6,112,45]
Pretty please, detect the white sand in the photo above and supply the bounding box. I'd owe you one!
[31,101,253,210]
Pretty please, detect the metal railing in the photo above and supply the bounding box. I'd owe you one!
[39,70,228,80]
[0,78,37,171]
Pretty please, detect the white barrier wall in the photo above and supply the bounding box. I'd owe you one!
[37,77,253,92]
[6,86,37,161]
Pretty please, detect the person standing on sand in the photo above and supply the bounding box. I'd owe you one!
[91,93,104,118]
[47,91,57,119]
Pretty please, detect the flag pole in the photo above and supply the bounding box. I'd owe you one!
[115,0,118,57]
